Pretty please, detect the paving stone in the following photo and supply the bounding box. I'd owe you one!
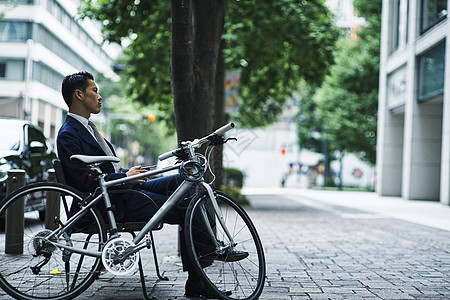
[1,191,450,299]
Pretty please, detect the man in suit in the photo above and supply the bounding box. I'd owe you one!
[57,71,246,298]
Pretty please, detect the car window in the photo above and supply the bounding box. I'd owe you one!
[0,122,23,151]
[27,126,49,152]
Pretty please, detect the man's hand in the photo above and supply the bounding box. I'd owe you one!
[126,165,149,184]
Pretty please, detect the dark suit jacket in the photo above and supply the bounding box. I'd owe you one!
[56,115,127,194]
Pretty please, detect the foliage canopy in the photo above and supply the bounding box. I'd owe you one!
[224,0,339,126]
[81,0,338,130]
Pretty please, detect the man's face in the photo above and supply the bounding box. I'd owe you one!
[79,79,102,115]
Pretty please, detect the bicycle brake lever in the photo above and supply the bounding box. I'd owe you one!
[208,134,238,146]
[224,137,237,143]
[174,148,190,161]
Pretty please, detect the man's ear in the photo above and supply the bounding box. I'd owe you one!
[75,89,83,101]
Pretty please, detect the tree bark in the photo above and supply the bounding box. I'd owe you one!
[170,0,227,142]
[170,0,195,141]
[212,39,226,187]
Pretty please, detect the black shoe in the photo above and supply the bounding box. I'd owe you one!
[215,248,249,262]
[199,248,249,266]
[185,278,220,299]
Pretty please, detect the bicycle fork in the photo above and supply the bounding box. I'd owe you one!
[200,182,237,249]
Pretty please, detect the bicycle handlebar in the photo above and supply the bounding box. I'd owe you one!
[158,122,235,161]
[214,122,235,136]
[158,149,177,161]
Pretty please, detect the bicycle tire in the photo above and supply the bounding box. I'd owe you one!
[0,182,107,300]
[185,191,266,300]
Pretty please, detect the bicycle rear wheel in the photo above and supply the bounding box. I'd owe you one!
[185,191,266,300]
[0,182,106,300]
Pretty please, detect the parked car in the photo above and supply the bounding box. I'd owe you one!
[0,117,57,219]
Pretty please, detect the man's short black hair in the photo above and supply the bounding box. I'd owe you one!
[61,71,94,108]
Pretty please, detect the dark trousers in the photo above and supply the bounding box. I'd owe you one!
[110,174,213,272]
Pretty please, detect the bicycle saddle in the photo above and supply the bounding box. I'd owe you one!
[70,154,121,164]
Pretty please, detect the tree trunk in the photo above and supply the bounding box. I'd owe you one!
[170,0,227,142]
[170,0,195,141]
[211,39,226,187]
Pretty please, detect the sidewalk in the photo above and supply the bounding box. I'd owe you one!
[243,188,450,299]
[1,188,449,299]
[243,187,450,232]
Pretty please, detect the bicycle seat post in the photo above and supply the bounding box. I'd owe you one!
[98,174,119,237]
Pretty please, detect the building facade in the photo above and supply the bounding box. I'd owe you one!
[0,0,116,142]
[377,0,449,204]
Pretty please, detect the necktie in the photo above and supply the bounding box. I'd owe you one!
[88,120,122,172]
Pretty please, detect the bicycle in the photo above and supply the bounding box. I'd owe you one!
[0,123,266,300]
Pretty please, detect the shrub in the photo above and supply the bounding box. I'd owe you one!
[220,168,249,205]
[220,185,250,206]
[223,168,244,188]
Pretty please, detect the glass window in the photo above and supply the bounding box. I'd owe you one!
[28,126,47,146]
[389,0,401,54]
[0,22,7,41]
[9,22,25,40]
[418,42,445,102]
[0,60,25,80]
[0,0,30,3]
[405,0,409,43]
[421,0,447,33]
[34,25,93,72]
[32,61,65,91]
[0,62,5,78]
[46,0,54,13]
[0,21,28,41]
[27,126,48,152]
[7,60,25,80]
[389,0,409,55]
[50,124,55,139]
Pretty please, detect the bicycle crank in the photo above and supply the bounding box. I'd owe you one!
[101,237,140,275]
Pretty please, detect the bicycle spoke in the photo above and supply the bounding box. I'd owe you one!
[0,183,106,300]
[185,192,265,300]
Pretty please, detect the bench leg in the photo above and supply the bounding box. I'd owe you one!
[137,257,157,300]
[126,230,168,300]
[150,232,169,281]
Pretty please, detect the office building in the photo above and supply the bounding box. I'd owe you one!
[0,0,117,142]
[377,0,449,204]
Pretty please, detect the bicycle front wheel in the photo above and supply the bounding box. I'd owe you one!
[0,182,107,300]
[185,191,266,300]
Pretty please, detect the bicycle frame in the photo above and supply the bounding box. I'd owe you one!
[46,143,236,263]
[106,164,236,247]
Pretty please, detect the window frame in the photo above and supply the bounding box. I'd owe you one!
[417,41,446,102]
[420,0,448,34]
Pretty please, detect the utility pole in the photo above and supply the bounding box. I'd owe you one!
[24,39,33,121]
[322,124,328,188]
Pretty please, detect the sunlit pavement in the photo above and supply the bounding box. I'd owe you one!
[1,188,449,299]
[244,187,450,232]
